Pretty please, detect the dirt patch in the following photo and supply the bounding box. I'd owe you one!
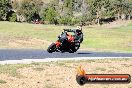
[87,20,131,29]
[0,59,132,88]
[101,20,131,29]
[0,35,50,49]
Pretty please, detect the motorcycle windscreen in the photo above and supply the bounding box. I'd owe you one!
[59,33,68,42]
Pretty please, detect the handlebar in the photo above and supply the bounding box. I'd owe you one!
[63,29,76,32]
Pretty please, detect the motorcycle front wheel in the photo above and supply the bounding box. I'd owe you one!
[47,43,56,53]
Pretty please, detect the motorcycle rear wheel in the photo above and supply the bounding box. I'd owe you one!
[69,43,80,53]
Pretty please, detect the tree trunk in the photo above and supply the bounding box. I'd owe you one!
[117,12,120,20]
[121,13,126,20]
[128,15,131,20]
[97,18,100,26]
[96,12,100,26]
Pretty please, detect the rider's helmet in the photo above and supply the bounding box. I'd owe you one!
[76,26,82,35]
[77,26,82,31]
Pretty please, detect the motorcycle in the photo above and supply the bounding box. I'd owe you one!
[47,28,83,53]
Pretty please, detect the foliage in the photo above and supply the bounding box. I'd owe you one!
[1,0,132,25]
[11,0,19,10]
[43,7,57,24]
[0,80,6,84]
[63,0,73,16]
[17,0,43,22]
[9,13,17,22]
[58,16,72,25]
[0,0,10,20]
[57,16,79,25]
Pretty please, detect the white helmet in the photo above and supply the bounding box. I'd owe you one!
[77,26,82,31]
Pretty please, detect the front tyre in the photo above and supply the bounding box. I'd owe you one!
[47,43,56,53]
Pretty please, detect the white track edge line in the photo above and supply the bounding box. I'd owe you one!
[0,57,131,65]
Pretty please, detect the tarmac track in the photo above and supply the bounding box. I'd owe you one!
[0,49,132,61]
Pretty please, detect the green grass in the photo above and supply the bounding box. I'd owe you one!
[44,84,57,88]
[0,64,30,77]
[33,67,44,71]
[95,67,107,71]
[0,21,132,52]
[0,80,7,84]
[0,59,131,77]
[82,22,132,52]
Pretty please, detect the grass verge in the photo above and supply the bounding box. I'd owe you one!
[0,21,132,52]
[0,58,132,88]
[0,80,6,84]
[0,64,31,77]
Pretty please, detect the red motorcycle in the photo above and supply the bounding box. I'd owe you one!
[47,29,83,53]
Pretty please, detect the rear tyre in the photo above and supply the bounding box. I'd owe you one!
[47,43,56,53]
[74,43,80,52]
[69,43,80,53]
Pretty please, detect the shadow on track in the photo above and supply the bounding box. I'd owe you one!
[77,52,91,54]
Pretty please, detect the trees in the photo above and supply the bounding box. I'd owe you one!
[9,13,17,22]
[64,0,73,16]
[57,16,79,25]
[43,6,57,24]
[1,0,132,25]
[111,0,126,20]
[111,0,132,20]
[86,0,115,25]
[86,0,103,25]
[124,0,132,20]
[17,0,43,22]
[11,0,19,10]
[0,0,10,20]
